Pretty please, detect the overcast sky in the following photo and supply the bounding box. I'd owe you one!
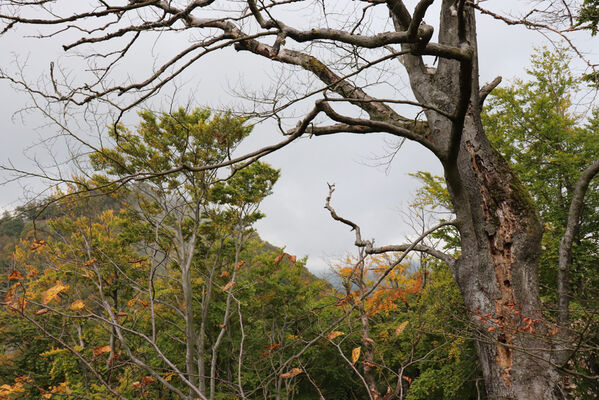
[0,1,596,273]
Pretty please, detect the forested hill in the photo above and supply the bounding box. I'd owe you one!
[0,194,322,284]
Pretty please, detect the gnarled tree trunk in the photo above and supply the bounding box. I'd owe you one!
[397,1,563,397]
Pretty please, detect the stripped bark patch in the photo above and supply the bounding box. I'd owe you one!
[467,141,518,387]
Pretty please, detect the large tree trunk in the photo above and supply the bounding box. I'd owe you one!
[397,1,563,397]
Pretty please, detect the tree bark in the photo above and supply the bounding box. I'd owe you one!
[447,116,562,399]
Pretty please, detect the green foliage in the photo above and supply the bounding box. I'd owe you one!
[402,263,479,400]
[579,0,599,35]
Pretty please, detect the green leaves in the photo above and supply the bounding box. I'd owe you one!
[578,0,599,36]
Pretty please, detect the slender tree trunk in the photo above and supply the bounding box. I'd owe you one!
[210,231,243,400]
[358,305,378,398]
[182,258,198,398]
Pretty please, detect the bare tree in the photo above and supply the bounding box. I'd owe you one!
[1,1,598,398]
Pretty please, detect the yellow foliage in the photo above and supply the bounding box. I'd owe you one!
[41,382,71,399]
[351,347,361,365]
[69,300,86,311]
[42,281,69,305]
[0,376,29,399]
[280,368,303,379]
[40,347,68,357]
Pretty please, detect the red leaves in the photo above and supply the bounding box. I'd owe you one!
[474,305,545,336]
[260,342,282,357]
[141,376,156,385]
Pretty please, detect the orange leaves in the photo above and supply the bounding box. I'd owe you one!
[126,298,149,308]
[82,258,98,267]
[69,300,86,311]
[41,382,71,399]
[8,270,24,281]
[280,368,303,379]
[327,331,344,340]
[163,373,175,382]
[334,254,422,317]
[475,306,545,336]
[93,345,111,357]
[3,282,27,313]
[0,376,28,398]
[260,342,281,357]
[220,270,230,279]
[338,267,355,277]
[235,260,246,271]
[3,282,21,309]
[222,281,236,291]
[351,347,361,365]
[41,281,69,305]
[274,252,297,265]
[35,308,50,315]
[141,376,156,385]
[366,287,405,316]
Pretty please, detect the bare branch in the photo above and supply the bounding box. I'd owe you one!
[558,159,599,328]
[479,76,502,108]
